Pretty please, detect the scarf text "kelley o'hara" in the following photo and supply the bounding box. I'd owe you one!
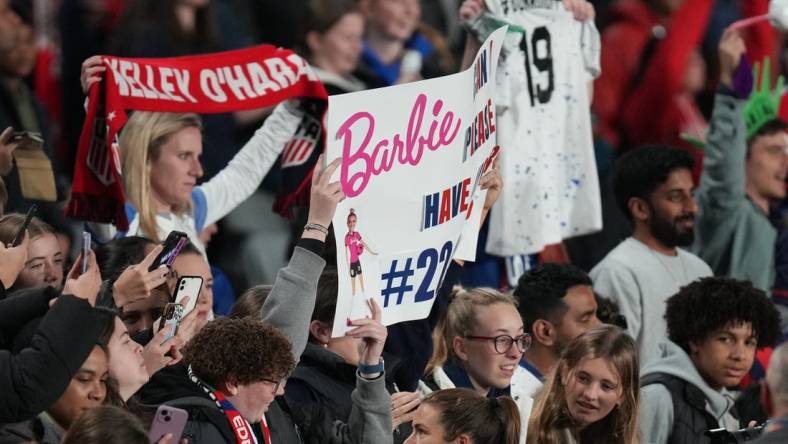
[105,55,318,103]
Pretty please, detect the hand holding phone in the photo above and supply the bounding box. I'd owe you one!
[159,303,184,343]
[81,232,91,274]
[148,405,188,444]
[149,231,188,272]
[172,276,203,315]
[11,204,37,247]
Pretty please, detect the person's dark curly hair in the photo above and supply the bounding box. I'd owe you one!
[665,277,781,352]
[514,263,592,334]
[182,318,295,387]
[613,145,695,221]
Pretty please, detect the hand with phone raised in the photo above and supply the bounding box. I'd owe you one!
[112,245,170,310]
[0,229,28,289]
[168,295,210,346]
[142,323,184,376]
[62,250,102,307]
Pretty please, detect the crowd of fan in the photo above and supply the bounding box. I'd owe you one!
[3,0,788,443]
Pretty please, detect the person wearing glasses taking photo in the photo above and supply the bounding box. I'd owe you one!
[420,287,533,441]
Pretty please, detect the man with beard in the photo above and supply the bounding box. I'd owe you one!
[591,145,712,366]
[692,29,788,293]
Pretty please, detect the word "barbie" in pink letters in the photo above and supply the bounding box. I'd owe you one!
[336,93,461,197]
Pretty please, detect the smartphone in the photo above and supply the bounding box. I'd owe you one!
[149,231,188,272]
[148,404,188,444]
[172,276,203,316]
[159,303,184,343]
[81,232,91,274]
[10,131,44,144]
[10,204,37,247]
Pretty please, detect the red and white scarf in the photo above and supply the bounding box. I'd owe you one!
[188,365,270,444]
[66,45,327,230]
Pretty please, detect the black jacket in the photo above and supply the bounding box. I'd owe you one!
[0,288,103,423]
[139,362,387,444]
[286,343,409,443]
[642,372,737,444]
[138,363,302,444]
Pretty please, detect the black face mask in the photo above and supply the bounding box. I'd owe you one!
[647,202,695,248]
[130,328,154,346]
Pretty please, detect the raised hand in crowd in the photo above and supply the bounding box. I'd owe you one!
[347,297,387,376]
[390,391,420,432]
[480,153,503,224]
[112,245,170,309]
[0,127,18,175]
[303,154,345,241]
[718,27,746,88]
[562,0,595,21]
[62,250,102,306]
[459,0,485,24]
[80,55,105,94]
[174,295,210,345]
[141,324,184,376]
[0,229,27,289]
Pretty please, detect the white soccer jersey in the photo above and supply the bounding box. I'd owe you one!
[484,0,602,256]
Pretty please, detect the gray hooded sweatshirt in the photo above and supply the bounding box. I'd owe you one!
[639,341,739,444]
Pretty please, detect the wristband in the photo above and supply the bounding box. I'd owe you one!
[304,222,329,235]
[358,358,385,375]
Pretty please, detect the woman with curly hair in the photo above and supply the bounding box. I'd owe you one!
[137,318,296,444]
[640,277,782,444]
[527,325,640,444]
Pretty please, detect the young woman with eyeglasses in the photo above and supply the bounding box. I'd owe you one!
[420,287,533,441]
[526,324,639,444]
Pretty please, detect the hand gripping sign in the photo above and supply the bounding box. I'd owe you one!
[327,27,507,336]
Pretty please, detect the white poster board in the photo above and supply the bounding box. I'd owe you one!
[327,28,507,336]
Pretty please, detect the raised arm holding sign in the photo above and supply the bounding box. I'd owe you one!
[327,27,507,336]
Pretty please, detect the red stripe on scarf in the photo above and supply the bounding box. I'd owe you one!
[66,45,327,229]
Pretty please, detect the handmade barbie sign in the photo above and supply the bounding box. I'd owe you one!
[327,28,506,336]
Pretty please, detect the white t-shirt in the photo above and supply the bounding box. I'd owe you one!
[484,1,602,256]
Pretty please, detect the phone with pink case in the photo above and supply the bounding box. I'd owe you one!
[148,405,188,443]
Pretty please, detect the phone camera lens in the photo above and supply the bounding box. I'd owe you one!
[164,416,171,422]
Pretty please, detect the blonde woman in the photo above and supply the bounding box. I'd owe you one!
[526,325,640,444]
[81,58,302,254]
[419,287,533,443]
[0,214,64,290]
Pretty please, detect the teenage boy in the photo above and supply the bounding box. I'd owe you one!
[640,277,781,443]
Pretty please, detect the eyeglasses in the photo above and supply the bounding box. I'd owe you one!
[465,334,532,354]
[261,377,287,394]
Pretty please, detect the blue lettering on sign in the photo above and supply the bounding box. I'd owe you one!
[379,240,454,307]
